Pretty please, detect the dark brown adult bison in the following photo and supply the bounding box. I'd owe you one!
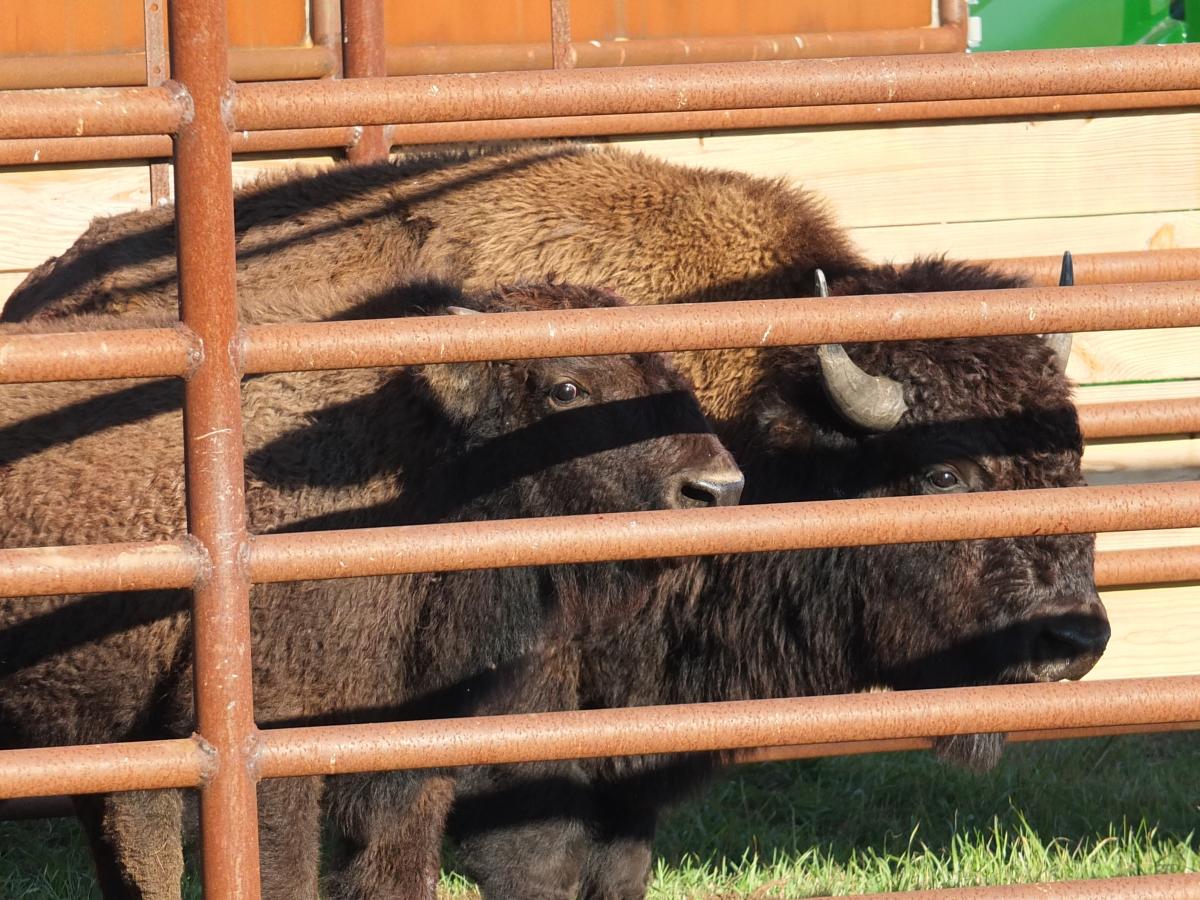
[0,279,742,899]
[5,143,1109,898]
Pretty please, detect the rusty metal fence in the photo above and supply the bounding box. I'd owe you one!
[2,0,1200,896]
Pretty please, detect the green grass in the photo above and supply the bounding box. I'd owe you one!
[2,733,1197,898]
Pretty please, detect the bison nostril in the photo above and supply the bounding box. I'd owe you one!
[675,472,745,508]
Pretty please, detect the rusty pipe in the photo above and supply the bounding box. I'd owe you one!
[0,84,188,140]
[168,0,263,894]
[231,44,1200,132]
[740,720,1200,765]
[385,24,965,77]
[0,539,205,597]
[255,675,1200,777]
[1,513,1196,601]
[342,0,391,163]
[0,128,358,166]
[851,873,1200,899]
[550,0,575,70]
[4,92,1199,167]
[0,737,211,800]
[1078,397,1200,440]
[983,248,1200,286]
[248,482,1200,584]
[0,47,336,91]
[0,324,198,384]
[240,281,1200,373]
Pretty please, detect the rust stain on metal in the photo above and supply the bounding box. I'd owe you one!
[168,0,263,894]
[0,739,208,799]
[254,675,1200,777]
[248,482,1200,583]
[241,281,1200,373]
[0,85,186,140]
[231,45,1200,132]
[342,0,390,163]
[0,324,196,384]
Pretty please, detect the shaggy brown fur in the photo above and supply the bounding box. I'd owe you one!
[0,279,740,900]
[4,142,860,425]
[6,144,1108,899]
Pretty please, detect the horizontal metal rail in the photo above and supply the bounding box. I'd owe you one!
[852,872,1200,899]
[1078,397,1200,440]
[741,720,1200,764]
[239,282,1200,372]
[245,483,1200,582]
[0,324,198,383]
[0,128,358,166]
[0,737,211,799]
[0,84,190,140]
[0,47,337,92]
[3,486,1198,599]
[5,91,1200,166]
[230,45,1200,133]
[1094,544,1200,587]
[3,685,1196,800]
[0,539,204,597]
[985,247,1200,286]
[254,675,1200,777]
[383,24,966,77]
[6,282,1197,383]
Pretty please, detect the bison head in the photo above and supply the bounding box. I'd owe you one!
[747,258,1108,769]
[416,281,743,521]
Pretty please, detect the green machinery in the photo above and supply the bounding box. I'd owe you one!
[973,0,1193,50]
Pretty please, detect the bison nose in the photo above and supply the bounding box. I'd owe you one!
[1034,602,1111,681]
[671,468,745,509]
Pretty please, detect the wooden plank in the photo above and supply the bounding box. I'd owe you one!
[1085,584,1200,681]
[0,163,152,272]
[0,156,338,273]
[1067,329,1200,384]
[1084,436,1200,483]
[611,112,1200,227]
[1097,529,1200,552]
[848,211,1200,263]
[1076,380,1200,406]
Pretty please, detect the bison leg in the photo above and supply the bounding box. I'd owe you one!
[74,790,184,900]
[450,760,592,900]
[255,775,324,900]
[576,780,660,900]
[323,771,455,900]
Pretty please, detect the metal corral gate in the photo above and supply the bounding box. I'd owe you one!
[2,1,1200,897]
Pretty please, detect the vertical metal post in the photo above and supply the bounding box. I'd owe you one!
[550,0,576,69]
[342,0,390,162]
[311,0,344,78]
[168,0,262,896]
[144,0,172,206]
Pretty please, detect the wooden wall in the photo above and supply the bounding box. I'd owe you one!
[0,107,1196,683]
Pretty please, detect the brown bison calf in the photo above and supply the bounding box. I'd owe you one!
[0,279,741,899]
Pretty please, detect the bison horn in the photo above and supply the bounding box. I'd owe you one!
[446,305,483,316]
[812,269,909,432]
[1041,251,1074,372]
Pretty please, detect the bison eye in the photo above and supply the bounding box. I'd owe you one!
[550,381,582,404]
[925,466,962,491]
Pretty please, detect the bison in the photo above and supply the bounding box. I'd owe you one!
[5,143,1109,898]
[0,279,742,899]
